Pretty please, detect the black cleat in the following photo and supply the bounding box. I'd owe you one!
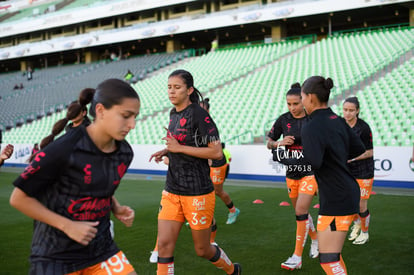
[232,263,242,275]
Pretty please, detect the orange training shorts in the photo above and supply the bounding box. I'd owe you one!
[210,164,229,185]
[66,251,135,275]
[356,178,374,199]
[158,190,215,230]
[286,175,318,199]
[317,214,357,232]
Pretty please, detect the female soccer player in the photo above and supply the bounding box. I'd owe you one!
[287,76,365,274]
[342,96,374,245]
[149,69,241,275]
[267,83,318,270]
[200,98,240,225]
[9,78,140,275]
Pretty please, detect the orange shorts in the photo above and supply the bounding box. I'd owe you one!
[317,215,357,232]
[158,190,215,230]
[356,178,374,199]
[210,164,228,185]
[66,251,135,275]
[286,175,318,199]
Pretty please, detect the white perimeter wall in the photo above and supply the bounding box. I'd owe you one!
[3,144,413,188]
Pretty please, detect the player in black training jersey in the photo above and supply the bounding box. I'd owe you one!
[276,76,365,275]
[10,79,140,275]
[343,96,374,245]
[268,83,318,270]
[149,69,241,275]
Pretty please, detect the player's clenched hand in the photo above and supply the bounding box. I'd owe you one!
[113,205,135,227]
[0,144,14,161]
[162,136,181,153]
[281,136,295,146]
[63,220,99,246]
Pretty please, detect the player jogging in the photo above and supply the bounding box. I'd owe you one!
[343,96,374,245]
[9,79,140,275]
[149,69,241,275]
[268,83,318,270]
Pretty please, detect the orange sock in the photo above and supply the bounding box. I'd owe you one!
[210,246,234,274]
[308,214,317,240]
[294,214,309,257]
[157,257,174,275]
[360,210,370,232]
[320,253,347,275]
[210,223,217,244]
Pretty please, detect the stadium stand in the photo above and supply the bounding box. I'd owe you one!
[1,27,413,146]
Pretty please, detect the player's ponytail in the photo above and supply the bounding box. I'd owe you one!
[40,88,95,149]
[302,76,334,103]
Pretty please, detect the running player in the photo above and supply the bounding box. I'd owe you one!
[279,76,365,275]
[200,98,240,225]
[342,96,374,245]
[9,78,140,275]
[149,69,241,275]
[267,83,318,270]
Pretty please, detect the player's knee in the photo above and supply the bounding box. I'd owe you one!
[194,244,211,258]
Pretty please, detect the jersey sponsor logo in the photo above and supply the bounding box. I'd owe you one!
[113,162,127,185]
[83,164,92,184]
[172,133,187,144]
[192,197,206,211]
[21,152,45,179]
[180,117,187,127]
[68,197,111,220]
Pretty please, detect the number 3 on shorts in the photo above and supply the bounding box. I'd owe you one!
[191,212,207,225]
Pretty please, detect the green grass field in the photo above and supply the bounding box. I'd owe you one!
[1,171,413,275]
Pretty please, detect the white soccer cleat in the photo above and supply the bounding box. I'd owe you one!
[353,231,369,245]
[348,223,361,241]
[281,255,302,270]
[309,239,319,258]
[149,250,158,263]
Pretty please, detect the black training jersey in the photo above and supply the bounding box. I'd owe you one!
[13,126,133,273]
[166,103,219,196]
[300,108,365,216]
[347,118,374,179]
[268,112,313,179]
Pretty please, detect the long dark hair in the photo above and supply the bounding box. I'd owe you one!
[40,88,94,149]
[169,69,203,104]
[344,96,360,118]
[302,76,334,103]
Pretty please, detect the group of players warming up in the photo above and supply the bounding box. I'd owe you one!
[5,69,374,275]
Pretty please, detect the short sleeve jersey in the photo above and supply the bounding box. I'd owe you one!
[347,118,374,179]
[166,103,219,195]
[301,108,365,216]
[13,126,133,273]
[268,112,313,179]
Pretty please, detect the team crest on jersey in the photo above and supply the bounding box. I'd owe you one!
[83,164,92,184]
[113,163,127,185]
[180,117,187,127]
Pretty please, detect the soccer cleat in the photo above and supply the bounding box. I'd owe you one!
[232,263,242,275]
[149,250,158,263]
[281,255,302,270]
[353,231,369,245]
[309,239,319,258]
[348,223,361,241]
[226,208,241,224]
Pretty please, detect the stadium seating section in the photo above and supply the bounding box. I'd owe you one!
[1,27,413,147]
